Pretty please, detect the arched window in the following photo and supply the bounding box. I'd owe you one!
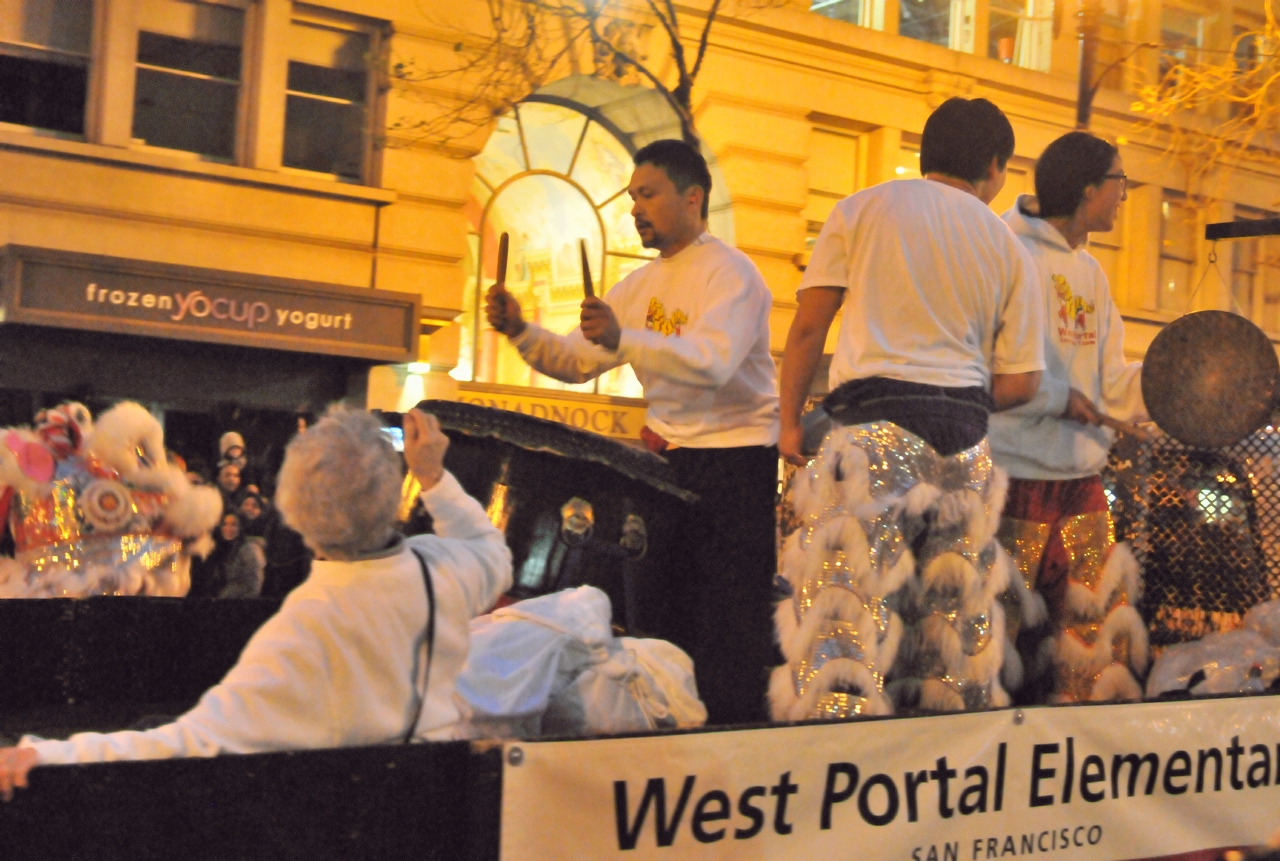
[453,96,655,397]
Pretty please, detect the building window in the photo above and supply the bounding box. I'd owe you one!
[1231,20,1262,118]
[1160,5,1205,86]
[0,0,93,135]
[988,0,1054,71]
[133,0,246,160]
[811,0,892,29]
[988,0,1022,62]
[284,17,374,181]
[803,128,860,258]
[899,0,952,47]
[1231,210,1280,334]
[811,0,864,25]
[1159,195,1197,313]
[456,99,655,398]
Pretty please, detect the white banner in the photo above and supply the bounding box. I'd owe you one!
[500,697,1280,860]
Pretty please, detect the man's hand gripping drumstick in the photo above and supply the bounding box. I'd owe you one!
[484,233,526,338]
[1063,387,1154,441]
[577,239,621,351]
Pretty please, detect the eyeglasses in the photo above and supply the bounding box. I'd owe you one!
[1102,172,1128,190]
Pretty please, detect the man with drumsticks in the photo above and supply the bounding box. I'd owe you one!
[987,131,1150,704]
[773,98,1045,719]
[485,139,780,725]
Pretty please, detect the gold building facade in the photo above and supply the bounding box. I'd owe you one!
[2,0,1275,442]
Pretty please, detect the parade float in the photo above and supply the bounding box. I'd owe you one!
[3,311,1280,861]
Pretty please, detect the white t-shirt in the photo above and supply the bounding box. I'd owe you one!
[23,471,513,764]
[512,233,779,448]
[799,179,1045,390]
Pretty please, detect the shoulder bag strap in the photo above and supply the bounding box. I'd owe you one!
[403,548,437,743]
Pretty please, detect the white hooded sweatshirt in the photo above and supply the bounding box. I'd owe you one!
[988,195,1147,480]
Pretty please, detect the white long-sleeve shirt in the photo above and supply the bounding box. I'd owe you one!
[988,196,1147,480]
[23,470,512,764]
[511,233,779,449]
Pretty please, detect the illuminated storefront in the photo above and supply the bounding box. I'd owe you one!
[449,77,735,440]
[454,95,650,398]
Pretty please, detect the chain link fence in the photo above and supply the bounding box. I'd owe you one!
[1104,427,1280,653]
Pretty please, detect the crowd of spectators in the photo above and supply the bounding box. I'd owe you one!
[183,425,314,600]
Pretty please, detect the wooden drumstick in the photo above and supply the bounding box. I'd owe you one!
[1098,414,1155,442]
[494,232,510,293]
[580,239,594,298]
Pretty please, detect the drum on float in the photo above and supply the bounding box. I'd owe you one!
[408,400,697,636]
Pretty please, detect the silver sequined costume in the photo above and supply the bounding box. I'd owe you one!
[771,422,1041,719]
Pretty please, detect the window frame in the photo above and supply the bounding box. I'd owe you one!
[280,5,384,185]
[0,0,96,139]
[1158,192,1199,315]
[1231,206,1280,336]
[0,0,386,189]
[130,0,252,164]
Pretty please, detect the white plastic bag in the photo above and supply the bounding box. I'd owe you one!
[457,586,706,739]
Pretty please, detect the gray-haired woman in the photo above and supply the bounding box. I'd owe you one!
[0,408,512,798]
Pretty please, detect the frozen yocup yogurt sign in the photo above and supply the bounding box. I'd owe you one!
[0,245,418,362]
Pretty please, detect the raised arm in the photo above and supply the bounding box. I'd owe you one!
[403,410,512,616]
[511,323,623,385]
[486,280,621,384]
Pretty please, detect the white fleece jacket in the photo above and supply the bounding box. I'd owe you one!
[988,195,1147,480]
[510,233,779,449]
[23,470,513,764]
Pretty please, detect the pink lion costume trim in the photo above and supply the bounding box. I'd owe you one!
[0,402,222,599]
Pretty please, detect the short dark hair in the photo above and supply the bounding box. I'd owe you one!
[919,97,1016,184]
[633,139,712,219]
[1032,131,1119,219]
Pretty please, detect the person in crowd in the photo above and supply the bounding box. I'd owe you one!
[219,432,247,471]
[987,131,1149,703]
[485,139,779,725]
[773,97,1045,718]
[191,511,265,599]
[217,462,244,509]
[219,430,265,496]
[238,492,271,536]
[233,488,311,598]
[0,407,512,799]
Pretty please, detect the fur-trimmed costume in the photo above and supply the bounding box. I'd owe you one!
[0,402,222,599]
[772,422,1044,719]
[998,477,1147,701]
[988,197,1150,703]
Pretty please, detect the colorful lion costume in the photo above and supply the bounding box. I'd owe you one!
[0,402,222,598]
[772,422,1045,720]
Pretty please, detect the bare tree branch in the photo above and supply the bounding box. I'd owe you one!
[389,0,785,152]
[691,0,724,81]
[1133,0,1280,198]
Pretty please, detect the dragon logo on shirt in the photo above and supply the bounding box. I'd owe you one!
[645,298,688,336]
[1053,274,1096,346]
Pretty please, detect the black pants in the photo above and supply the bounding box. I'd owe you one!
[662,444,778,725]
